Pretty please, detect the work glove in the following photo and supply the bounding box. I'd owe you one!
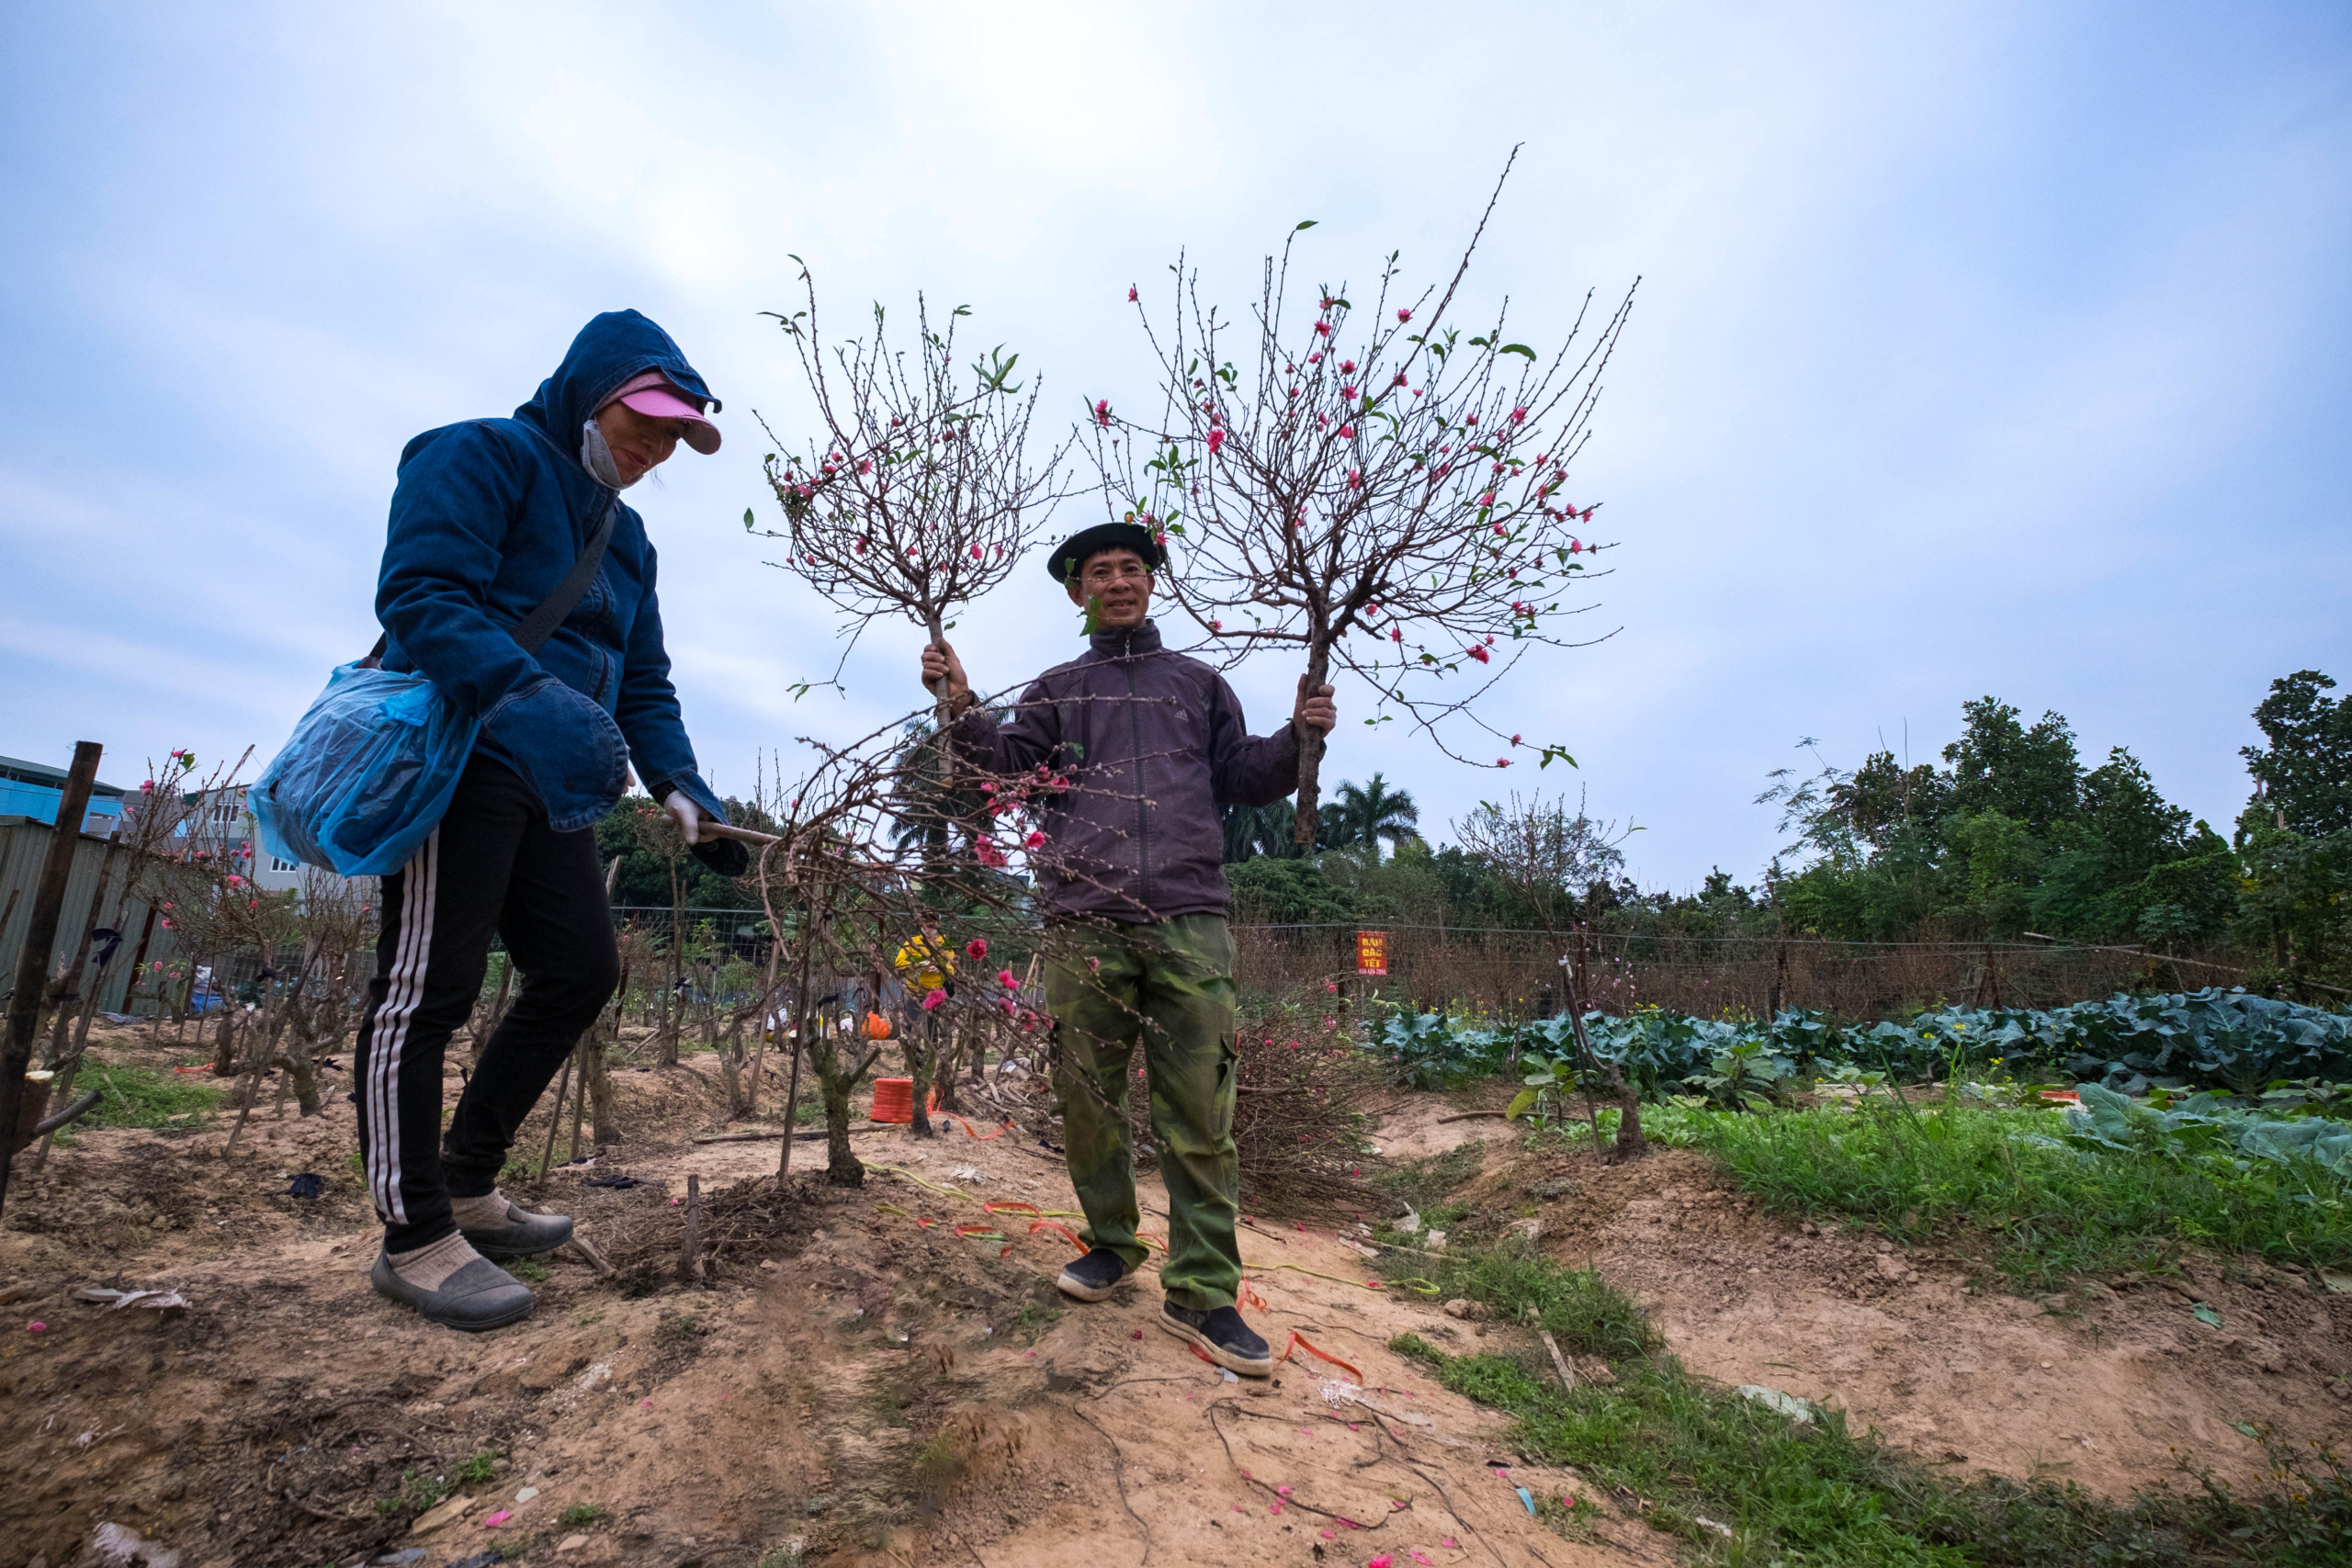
[651,782,750,876]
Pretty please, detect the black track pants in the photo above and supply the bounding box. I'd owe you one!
[355,756,618,1252]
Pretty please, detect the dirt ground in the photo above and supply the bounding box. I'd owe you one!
[2,1030,2347,1568]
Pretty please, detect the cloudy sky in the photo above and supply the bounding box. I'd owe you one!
[4,2,2346,891]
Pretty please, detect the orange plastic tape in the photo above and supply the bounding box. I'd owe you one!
[953,1224,1004,1240]
[1238,1280,1269,1313]
[984,1201,1044,1217]
[1277,1331,1363,1382]
[946,1114,1012,1140]
[1030,1219,1089,1255]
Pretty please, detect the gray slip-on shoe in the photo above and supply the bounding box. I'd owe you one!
[459,1201,575,1259]
[371,1248,536,1331]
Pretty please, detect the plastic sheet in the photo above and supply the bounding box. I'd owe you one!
[252,661,479,877]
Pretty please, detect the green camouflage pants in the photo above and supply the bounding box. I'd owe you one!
[1045,914,1239,1311]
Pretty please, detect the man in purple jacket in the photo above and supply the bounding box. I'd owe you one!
[921,522,1336,1375]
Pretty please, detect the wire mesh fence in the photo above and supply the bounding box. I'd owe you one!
[1228,923,2245,1021]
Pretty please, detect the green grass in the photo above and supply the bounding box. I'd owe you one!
[57,1060,225,1135]
[558,1503,607,1527]
[1685,1097,2352,1292]
[455,1450,500,1485]
[395,1467,452,1512]
[1419,1239,1662,1361]
[509,1258,550,1282]
[1012,1298,1062,1344]
[1392,1244,2352,1565]
[656,1314,703,1343]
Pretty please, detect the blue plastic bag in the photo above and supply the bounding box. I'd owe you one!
[252,661,480,877]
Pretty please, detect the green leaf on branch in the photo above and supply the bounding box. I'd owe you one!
[1500,343,1536,361]
[1295,220,1318,231]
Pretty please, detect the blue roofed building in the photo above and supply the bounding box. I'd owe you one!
[0,753,128,838]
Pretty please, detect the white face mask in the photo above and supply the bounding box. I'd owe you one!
[581,417,635,490]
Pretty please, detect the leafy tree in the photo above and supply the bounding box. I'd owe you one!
[1226,857,1361,923]
[2077,748,2192,876]
[598,795,755,910]
[2242,670,2352,837]
[1943,698,2082,833]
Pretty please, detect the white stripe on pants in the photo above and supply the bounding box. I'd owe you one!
[364,828,440,1224]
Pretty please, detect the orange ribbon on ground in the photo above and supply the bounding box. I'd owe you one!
[944,1114,1013,1140]
[1029,1219,1088,1255]
[1277,1331,1363,1382]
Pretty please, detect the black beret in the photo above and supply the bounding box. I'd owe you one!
[1047,522,1164,584]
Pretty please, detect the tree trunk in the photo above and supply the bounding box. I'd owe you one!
[661,863,683,1066]
[210,983,238,1076]
[471,956,514,1065]
[280,1042,322,1118]
[1291,639,1331,845]
[120,906,158,1020]
[931,1011,960,1113]
[585,1021,620,1145]
[1566,967,1643,1161]
[903,1011,935,1137]
[821,1058,861,1185]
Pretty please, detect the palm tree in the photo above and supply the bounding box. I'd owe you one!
[1221,802,1263,864]
[1330,773,1420,863]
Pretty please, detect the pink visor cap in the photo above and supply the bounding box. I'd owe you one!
[602,370,721,454]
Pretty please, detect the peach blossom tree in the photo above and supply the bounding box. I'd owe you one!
[1087,157,1636,843]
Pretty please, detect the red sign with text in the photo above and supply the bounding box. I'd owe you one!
[1355,930,1389,976]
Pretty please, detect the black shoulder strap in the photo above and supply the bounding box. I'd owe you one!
[509,499,618,654]
[363,498,618,664]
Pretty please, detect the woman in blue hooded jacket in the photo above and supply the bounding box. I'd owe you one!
[359,309,745,1329]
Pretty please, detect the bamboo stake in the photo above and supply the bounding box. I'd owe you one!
[678,1172,703,1282]
[1540,1328,1578,1391]
[569,1034,588,1164]
[537,1052,575,1180]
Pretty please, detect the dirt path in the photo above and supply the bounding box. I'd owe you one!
[0,1033,1646,1568]
[6,1032,2346,1567]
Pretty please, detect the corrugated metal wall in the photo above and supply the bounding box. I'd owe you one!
[0,816,186,1014]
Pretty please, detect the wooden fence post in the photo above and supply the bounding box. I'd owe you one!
[0,742,103,1221]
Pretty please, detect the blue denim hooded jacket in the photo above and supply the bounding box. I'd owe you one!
[375,310,729,833]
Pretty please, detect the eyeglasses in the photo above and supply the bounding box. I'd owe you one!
[1080,562,1153,586]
